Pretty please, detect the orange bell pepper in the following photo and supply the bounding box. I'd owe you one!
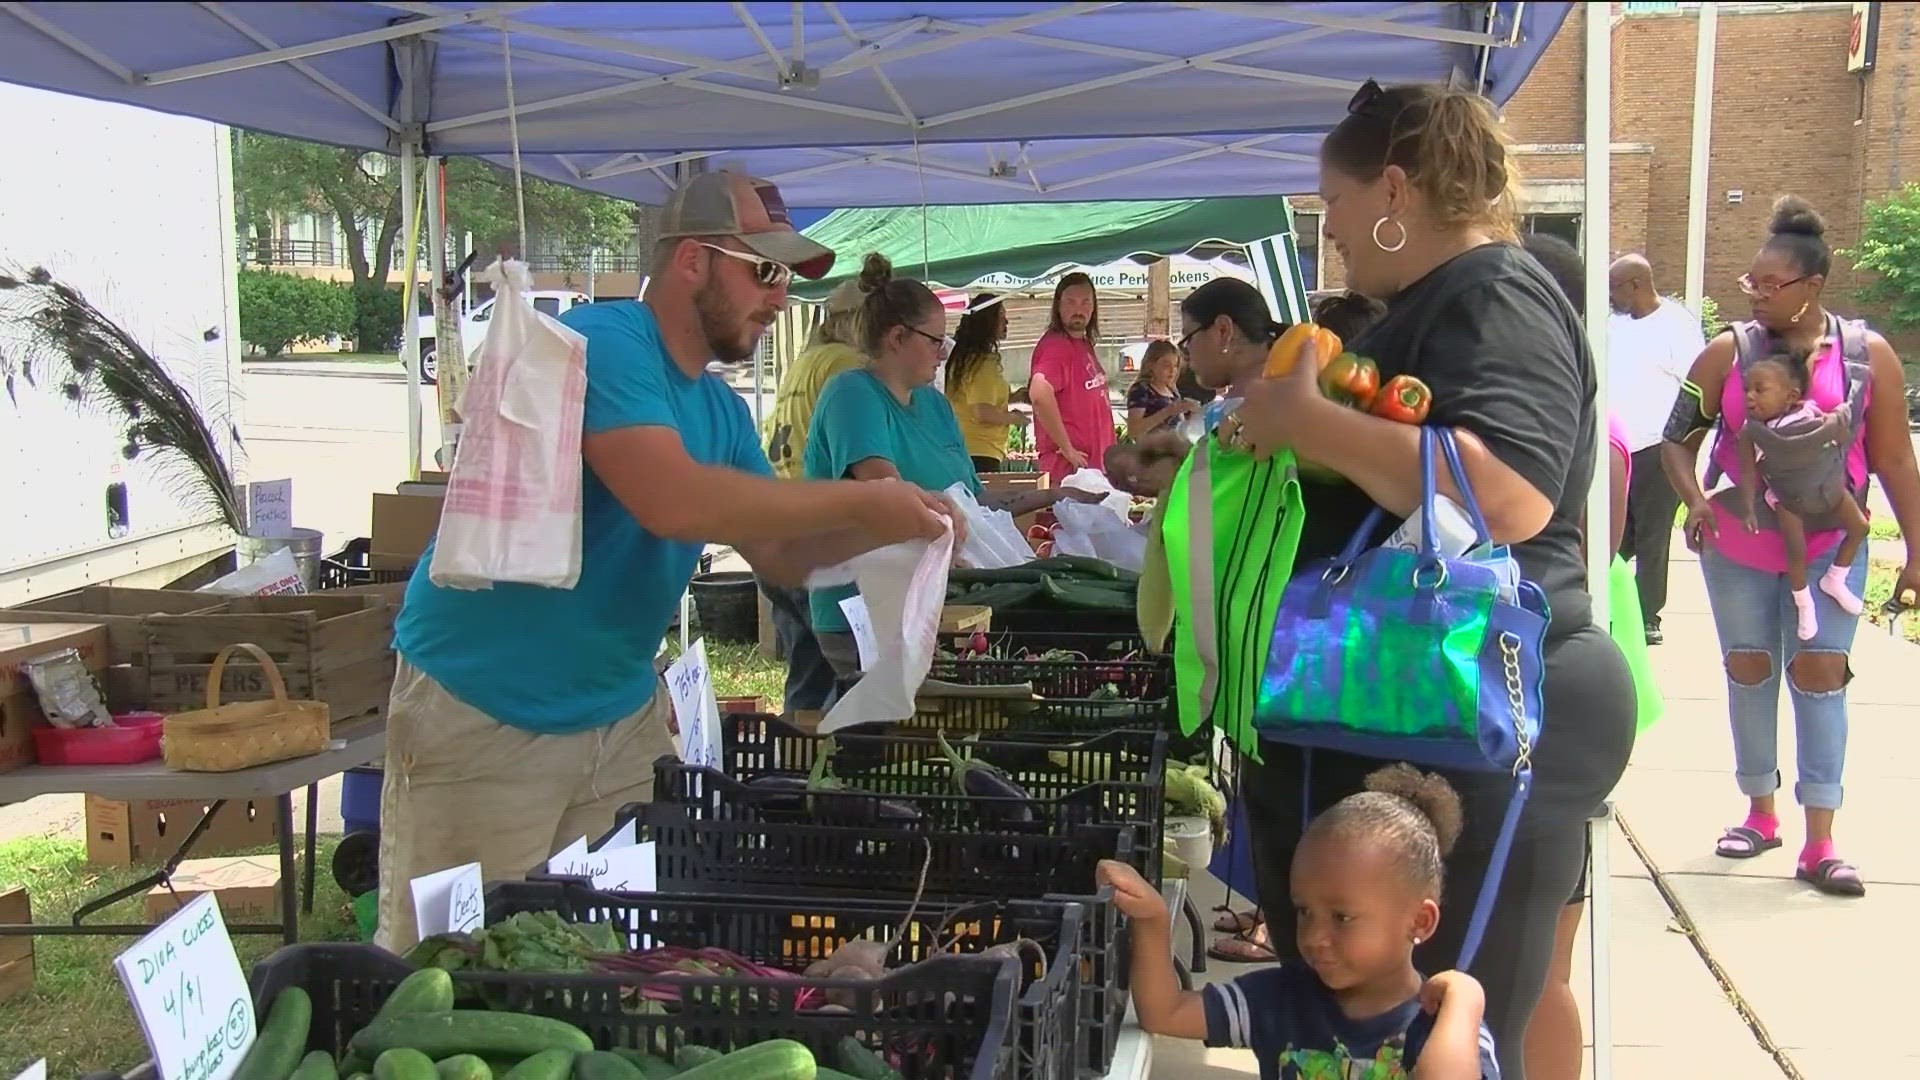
[1369,375,1432,424]
[1318,352,1379,410]
[1263,323,1342,379]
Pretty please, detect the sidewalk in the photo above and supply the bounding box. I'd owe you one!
[1153,542,1911,1078]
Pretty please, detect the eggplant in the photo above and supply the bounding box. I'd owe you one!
[937,730,1038,831]
[742,774,811,817]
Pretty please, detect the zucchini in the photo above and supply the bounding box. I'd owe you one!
[374,1049,438,1080]
[832,1039,903,1080]
[347,1074,373,1080]
[669,1047,722,1071]
[435,1056,492,1080]
[348,1012,593,1062]
[571,1052,644,1080]
[291,1051,340,1080]
[234,987,313,1080]
[501,1051,576,1080]
[377,968,456,1020]
[608,1049,679,1079]
[673,1040,814,1080]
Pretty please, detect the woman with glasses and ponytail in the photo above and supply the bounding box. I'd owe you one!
[803,254,1103,679]
[1660,196,1920,898]
[1219,81,1636,1079]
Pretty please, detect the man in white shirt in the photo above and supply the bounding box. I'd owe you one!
[1609,254,1708,645]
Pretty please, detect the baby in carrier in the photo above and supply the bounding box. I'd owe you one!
[1735,345,1870,639]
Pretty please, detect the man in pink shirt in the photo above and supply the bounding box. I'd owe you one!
[1028,272,1117,483]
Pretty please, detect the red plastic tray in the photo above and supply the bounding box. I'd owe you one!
[32,712,163,766]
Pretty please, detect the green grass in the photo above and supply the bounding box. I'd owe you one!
[243,351,400,365]
[0,836,354,1079]
[660,638,786,709]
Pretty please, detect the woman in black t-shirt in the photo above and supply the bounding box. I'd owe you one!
[1219,81,1636,1079]
[1124,339,1197,439]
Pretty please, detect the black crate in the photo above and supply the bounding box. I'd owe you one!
[488,880,1080,1080]
[319,537,412,590]
[239,932,1019,1080]
[589,802,1132,1077]
[930,634,1171,702]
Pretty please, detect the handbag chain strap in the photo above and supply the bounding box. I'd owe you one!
[1500,630,1533,776]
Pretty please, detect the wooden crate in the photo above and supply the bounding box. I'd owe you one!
[0,887,31,1004]
[144,593,397,721]
[3,586,223,670]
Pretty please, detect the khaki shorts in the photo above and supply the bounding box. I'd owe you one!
[373,659,675,953]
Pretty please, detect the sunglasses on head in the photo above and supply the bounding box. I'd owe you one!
[697,242,793,288]
[1347,78,1387,117]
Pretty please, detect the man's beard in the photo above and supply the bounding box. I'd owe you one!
[694,279,771,364]
[1067,316,1089,333]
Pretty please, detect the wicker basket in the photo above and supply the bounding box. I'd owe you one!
[161,643,330,772]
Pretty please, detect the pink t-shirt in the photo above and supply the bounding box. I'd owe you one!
[1708,335,1872,572]
[1608,414,1631,487]
[1030,329,1116,482]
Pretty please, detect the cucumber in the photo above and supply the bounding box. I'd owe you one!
[347,1074,372,1080]
[376,968,456,1020]
[669,1048,722,1071]
[435,1055,492,1080]
[608,1048,679,1079]
[673,1040,814,1080]
[291,1051,340,1080]
[501,1050,576,1080]
[234,987,314,1080]
[814,1071,869,1080]
[831,1039,902,1080]
[572,1051,644,1080]
[348,1012,593,1062]
[374,1049,438,1080]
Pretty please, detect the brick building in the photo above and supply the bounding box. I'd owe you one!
[1300,1,1920,349]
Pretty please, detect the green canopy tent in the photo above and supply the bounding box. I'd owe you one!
[757,197,1313,415]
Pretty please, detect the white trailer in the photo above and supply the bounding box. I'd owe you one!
[0,82,241,605]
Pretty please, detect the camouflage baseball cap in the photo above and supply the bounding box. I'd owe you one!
[659,171,835,280]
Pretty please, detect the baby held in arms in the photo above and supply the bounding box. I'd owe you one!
[1735,346,1870,640]
[1097,764,1499,1079]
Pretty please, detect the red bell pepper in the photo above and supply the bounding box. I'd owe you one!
[1318,352,1379,410]
[1369,375,1432,424]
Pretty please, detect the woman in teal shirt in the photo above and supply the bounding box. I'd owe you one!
[806,254,1091,677]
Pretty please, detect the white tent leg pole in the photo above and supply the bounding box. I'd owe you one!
[1584,9,1612,632]
[1583,10,1613,1080]
[1683,2,1717,315]
[402,140,423,480]
[426,155,453,467]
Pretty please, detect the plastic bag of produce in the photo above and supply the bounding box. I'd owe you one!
[805,522,955,733]
[430,259,586,590]
[943,482,1032,569]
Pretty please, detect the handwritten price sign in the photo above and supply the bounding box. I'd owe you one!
[410,862,484,937]
[664,638,722,770]
[114,892,255,1080]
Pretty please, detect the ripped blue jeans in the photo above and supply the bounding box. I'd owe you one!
[1700,545,1866,810]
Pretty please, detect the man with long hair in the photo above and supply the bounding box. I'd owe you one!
[1028,272,1116,483]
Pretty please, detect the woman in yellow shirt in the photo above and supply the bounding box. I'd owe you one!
[944,294,1030,472]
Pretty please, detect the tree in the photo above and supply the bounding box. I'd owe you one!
[233,131,636,345]
[1843,183,1920,329]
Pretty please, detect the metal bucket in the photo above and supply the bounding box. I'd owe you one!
[236,527,325,591]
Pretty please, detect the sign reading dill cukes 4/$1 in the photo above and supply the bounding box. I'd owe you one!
[113,892,256,1080]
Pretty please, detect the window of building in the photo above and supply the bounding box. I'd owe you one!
[1523,212,1583,250]
[1292,211,1322,292]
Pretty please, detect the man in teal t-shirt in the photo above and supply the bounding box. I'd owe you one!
[804,365,981,673]
[376,172,962,954]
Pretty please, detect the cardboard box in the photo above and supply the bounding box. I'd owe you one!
[371,490,444,571]
[85,795,279,867]
[0,954,31,1005]
[0,888,33,1004]
[144,855,285,923]
[0,621,109,771]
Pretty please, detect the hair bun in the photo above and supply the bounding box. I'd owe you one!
[1769,195,1826,239]
[1363,763,1464,857]
[856,252,894,294]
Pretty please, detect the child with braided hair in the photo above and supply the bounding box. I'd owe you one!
[1099,764,1498,1079]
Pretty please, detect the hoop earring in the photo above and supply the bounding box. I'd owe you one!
[1372,216,1408,254]
[1791,300,1809,324]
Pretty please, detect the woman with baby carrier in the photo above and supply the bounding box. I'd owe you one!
[1661,195,1920,898]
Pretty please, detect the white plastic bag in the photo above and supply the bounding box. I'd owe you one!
[806,524,955,733]
[199,548,307,596]
[430,259,586,590]
[943,482,1032,570]
[1058,467,1132,521]
[1052,500,1149,571]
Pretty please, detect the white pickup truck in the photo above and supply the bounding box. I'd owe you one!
[416,289,593,384]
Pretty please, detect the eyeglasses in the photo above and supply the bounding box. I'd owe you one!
[907,325,952,358]
[697,242,793,288]
[1175,327,1199,356]
[1737,273,1809,300]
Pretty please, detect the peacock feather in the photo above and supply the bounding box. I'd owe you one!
[0,265,244,533]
